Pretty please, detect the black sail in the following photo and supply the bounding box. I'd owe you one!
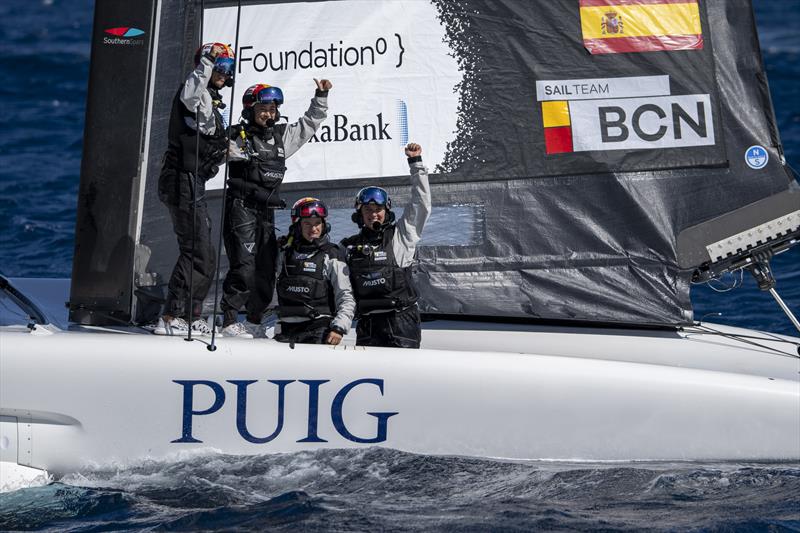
[71,0,799,327]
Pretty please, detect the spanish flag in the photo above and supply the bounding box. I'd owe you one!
[580,0,703,55]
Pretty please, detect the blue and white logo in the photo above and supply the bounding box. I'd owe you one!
[745,145,769,169]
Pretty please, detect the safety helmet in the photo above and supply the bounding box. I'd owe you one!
[194,42,236,84]
[354,186,391,211]
[290,197,329,225]
[242,84,284,109]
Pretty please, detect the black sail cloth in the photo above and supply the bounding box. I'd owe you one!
[119,0,800,327]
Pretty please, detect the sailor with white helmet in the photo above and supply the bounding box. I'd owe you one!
[275,198,355,345]
[341,143,431,349]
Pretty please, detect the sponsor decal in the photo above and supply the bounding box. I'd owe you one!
[363,277,387,287]
[202,0,461,186]
[303,261,317,273]
[744,145,769,169]
[103,27,146,46]
[579,0,703,55]
[396,100,409,146]
[373,251,388,261]
[536,75,714,154]
[243,242,256,253]
[105,27,145,38]
[172,378,398,444]
[309,113,393,143]
[237,34,404,73]
[286,285,311,293]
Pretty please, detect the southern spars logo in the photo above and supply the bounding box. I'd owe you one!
[536,75,715,154]
[103,27,145,46]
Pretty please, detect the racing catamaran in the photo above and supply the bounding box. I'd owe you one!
[2,0,799,485]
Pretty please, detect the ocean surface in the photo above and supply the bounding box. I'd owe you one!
[1,0,799,531]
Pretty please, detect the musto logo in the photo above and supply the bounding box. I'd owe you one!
[103,27,145,46]
[536,75,714,154]
[172,378,398,445]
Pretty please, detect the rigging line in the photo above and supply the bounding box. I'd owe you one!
[0,298,30,322]
[684,324,800,349]
[208,0,243,352]
[185,0,205,343]
[686,323,799,359]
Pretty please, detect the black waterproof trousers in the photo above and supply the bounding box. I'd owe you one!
[220,197,278,326]
[355,306,421,349]
[163,172,216,319]
[274,317,332,345]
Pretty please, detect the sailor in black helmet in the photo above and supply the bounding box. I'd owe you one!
[341,143,431,349]
[275,198,355,345]
[220,79,332,338]
[155,42,236,336]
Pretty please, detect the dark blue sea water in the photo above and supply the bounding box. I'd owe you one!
[1,0,799,531]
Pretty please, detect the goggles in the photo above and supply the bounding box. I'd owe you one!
[255,86,284,107]
[212,57,235,77]
[291,199,328,222]
[356,186,391,209]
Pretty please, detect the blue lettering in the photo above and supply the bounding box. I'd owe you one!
[229,380,294,444]
[331,379,398,444]
[297,380,330,443]
[171,380,226,443]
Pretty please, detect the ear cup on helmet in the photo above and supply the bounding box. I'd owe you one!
[351,211,362,226]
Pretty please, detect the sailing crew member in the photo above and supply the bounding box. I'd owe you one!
[155,42,235,336]
[341,143,431,349]
[274,198,355,345]
[219,79,331,338]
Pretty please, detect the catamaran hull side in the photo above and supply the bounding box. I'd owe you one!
[1,330,798,474]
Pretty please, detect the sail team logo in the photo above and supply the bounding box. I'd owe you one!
[536,75,715,155]
[103,27,146,46]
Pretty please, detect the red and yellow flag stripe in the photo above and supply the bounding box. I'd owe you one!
[579,0,703,55]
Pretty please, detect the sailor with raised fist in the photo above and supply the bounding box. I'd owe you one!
[218,78,332,338]
[155,42,236,337]
[341,143,431,348]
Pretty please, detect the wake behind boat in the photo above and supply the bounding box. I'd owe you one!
[2,0,800,484]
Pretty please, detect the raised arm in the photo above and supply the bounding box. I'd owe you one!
[282,78,332,159]
[393,143,432,268]
[180,49,218,134]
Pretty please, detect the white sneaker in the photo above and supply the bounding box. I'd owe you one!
[191,319,213,337]
[153,317,189,336]
[221,321,254,339]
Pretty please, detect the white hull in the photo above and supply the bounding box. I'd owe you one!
[1,279,799,477]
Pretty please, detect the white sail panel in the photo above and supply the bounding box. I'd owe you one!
[203,0,462,187]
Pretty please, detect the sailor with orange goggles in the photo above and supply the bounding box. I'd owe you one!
[274,197,355,345]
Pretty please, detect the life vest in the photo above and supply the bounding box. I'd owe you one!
[227,123,287,208]
[342,226,418,315]
[162,86,228,180]
[277,240,337,321]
